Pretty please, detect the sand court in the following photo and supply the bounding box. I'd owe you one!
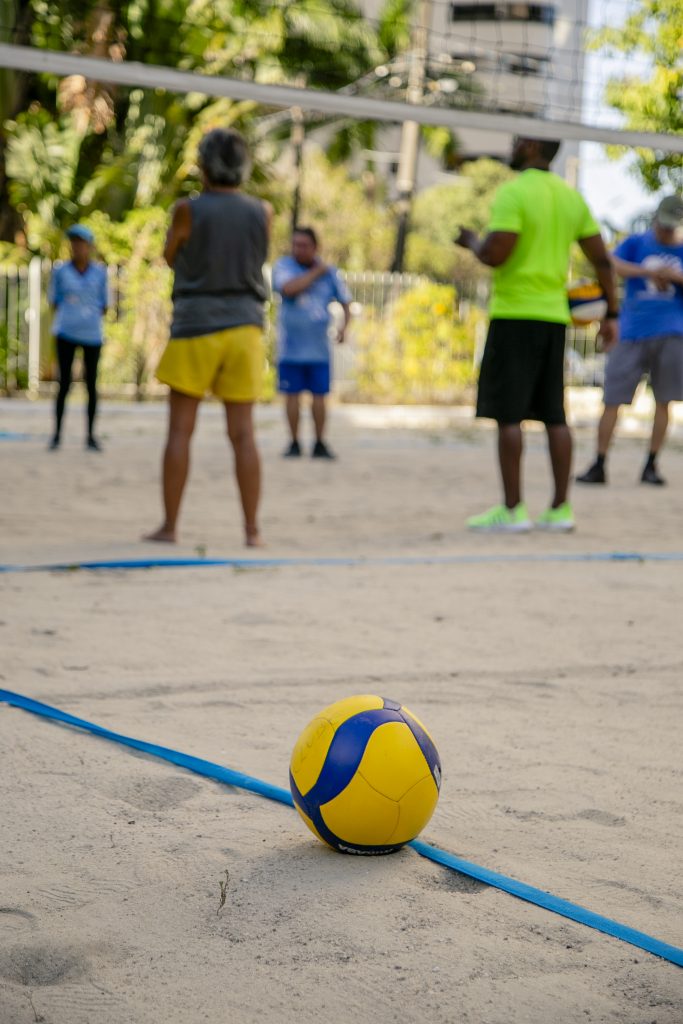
[1,397,682,1023]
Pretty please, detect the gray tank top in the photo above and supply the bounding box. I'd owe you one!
[171,191,268,338]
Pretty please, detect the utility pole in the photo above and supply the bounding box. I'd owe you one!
[390,0,432,273]
[565,154,579,189]
[290,103,304,231]
[290,73,307,232]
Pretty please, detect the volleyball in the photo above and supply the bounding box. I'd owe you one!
[289,695,441,855]
[567,280,608,325]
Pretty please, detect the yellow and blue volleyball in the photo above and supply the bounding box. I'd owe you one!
[289,695,441,855]
[567,279,608,325]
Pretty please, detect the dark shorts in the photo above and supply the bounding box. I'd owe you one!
[603,336,683,405]
[278,360,331,396]
[476,319,567,425]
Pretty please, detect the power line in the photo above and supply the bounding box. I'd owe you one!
[392,0,432,272]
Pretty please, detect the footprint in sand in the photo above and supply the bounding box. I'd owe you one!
[0,907,36,933]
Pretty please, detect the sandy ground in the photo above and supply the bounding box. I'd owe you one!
[1,395,682,1024]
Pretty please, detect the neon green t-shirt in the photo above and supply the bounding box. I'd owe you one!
[488,169,600,323]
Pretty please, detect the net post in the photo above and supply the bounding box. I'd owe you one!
[27,256,42,396]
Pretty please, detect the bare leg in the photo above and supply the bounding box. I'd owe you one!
[311,394,326,442]
[286,394,300,443]
[498,423,523,508]
[597,405,620,456]
[650,402,669,454]
[226,401,262,547]
[546,423,573,507]
[144,389,200,543]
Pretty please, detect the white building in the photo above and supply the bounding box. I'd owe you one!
[359,0,588,187]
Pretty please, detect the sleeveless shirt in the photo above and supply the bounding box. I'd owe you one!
[171,191,268,338]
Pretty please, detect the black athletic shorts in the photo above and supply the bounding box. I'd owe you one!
[476,319,567,425]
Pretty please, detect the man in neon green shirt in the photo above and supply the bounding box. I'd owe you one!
[455,136,618,533]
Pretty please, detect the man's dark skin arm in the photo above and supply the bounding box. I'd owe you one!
[577,233,619,349]
[454,228,519,268]
[279,260,329,298]
[338,302,351,343]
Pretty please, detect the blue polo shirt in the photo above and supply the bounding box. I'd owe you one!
[49,261,108,345]
[273,257,351,364]
[614,231,683,341]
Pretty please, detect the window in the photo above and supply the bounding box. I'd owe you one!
[450,51,550,76]
[450,3,556,24]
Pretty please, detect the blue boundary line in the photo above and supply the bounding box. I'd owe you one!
[2,551,683,574]
[1,688,681,968]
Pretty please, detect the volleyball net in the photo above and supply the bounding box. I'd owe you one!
[0,0,680,154]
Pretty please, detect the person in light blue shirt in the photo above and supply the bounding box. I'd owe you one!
[273,227,351,459]
[577,195,683,486]
[48,224,108,451]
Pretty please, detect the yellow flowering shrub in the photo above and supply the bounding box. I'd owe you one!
[352,282,483,404]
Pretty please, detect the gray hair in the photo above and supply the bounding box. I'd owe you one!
[198,128,249,187]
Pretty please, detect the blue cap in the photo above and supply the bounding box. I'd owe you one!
[66,224,94,244]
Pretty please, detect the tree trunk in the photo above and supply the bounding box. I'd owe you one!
[0,0,33,242]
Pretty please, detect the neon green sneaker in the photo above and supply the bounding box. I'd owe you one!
[535,502,575,532]
[466,503,532,532]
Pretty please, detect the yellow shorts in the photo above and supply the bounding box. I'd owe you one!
[156,325,264,402]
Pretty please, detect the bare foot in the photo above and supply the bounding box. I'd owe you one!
[245,528,264,548]
[143,526,177,543]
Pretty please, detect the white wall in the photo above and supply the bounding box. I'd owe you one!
[354,0,587,181]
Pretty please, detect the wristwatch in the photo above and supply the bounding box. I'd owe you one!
[605,310,619,320]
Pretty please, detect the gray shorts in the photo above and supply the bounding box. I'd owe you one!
[603,336,683,405]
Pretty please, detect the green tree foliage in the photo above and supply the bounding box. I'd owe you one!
[592,0,683,191]
[29,0,381,89]
[405,158,514,281]
[5,110,91,251]
[271,149,394,270]
[0,0,34,239]
[1,0,383,247]
[85,208,172,395]
[353,282,483,403]
[377,0,412,59]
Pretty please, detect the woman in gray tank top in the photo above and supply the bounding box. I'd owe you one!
[147,129,272,547]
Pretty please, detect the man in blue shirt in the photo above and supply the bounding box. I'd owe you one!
[273,227,351,459]
[577,195,683,486]
[48,224,108,451]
